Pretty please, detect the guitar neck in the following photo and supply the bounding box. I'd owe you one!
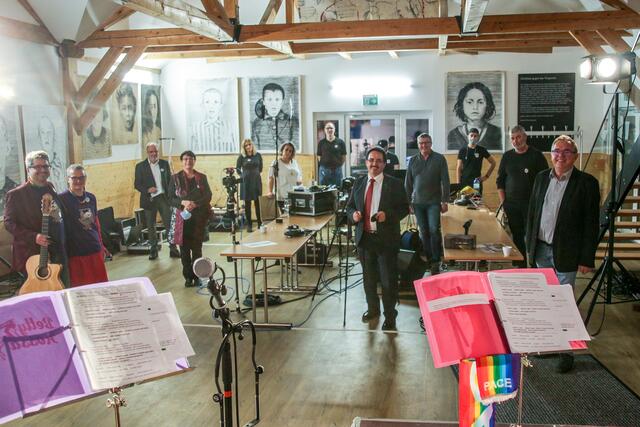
[40,214,49,269]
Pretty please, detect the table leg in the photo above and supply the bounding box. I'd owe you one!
[263,258,269,323]
[251,259,256,323]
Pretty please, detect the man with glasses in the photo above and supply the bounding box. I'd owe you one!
[525,135,599,373]
[134,142,179,260]
[347,146,409,331]
[4,150,68,285]
[497,125,548,266]
[317,121,346,186]
[405,133,450,275]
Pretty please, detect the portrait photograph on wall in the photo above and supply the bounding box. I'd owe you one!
[249,76,300,152]
[109,81,139,146]
[0,105,24,217]
[22,105,68,192]
[445,71,505,152]
[186,78,238,154]
[141,84,162,148]
[82,102,112,160]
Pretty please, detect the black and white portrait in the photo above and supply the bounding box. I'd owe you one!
[83,103,112,160]
[0,106,23,217]
[142,84,162,147]
[249,76,300,152]
[109,81,139,145]
[187,78,238,154]
[22,105,68,191]
[446,72,505,152]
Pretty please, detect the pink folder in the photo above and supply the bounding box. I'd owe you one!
[414,268,586,368]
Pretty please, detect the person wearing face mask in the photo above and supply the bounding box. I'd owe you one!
[267,142,302,210]
[251,82,299,151]
[456,128,496,194]
[497,125,548,267]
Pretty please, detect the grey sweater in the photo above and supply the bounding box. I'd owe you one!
[404,151,450,205]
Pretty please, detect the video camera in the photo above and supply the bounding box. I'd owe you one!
[222,167,242,192]
[340,176,355,194]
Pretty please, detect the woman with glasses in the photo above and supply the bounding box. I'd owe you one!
[58,164,109,287]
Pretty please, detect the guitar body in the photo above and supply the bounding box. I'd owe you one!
[19,254,65,295]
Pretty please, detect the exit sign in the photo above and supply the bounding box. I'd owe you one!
[363,94,378,106]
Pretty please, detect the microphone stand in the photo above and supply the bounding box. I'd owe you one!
[207,266,263,427]
[273,115,280,220]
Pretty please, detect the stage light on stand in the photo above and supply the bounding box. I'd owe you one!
[579,52,636,84]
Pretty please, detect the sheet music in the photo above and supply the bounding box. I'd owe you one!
[488,273,586,353]
[142,293,195,363]
[64,282,184,390]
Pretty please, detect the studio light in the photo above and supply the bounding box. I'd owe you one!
[579,52,636,84]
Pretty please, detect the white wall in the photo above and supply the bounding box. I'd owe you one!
[160,48,606,156]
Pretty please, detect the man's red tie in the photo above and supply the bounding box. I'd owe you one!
[364,178,375,232]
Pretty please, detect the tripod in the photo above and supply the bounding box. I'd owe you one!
[577,90,637,326]
[204,263,264,427]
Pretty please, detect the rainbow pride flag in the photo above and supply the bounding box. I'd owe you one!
[459,354,521,426]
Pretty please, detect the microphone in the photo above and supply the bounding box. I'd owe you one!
[193,257,227,309]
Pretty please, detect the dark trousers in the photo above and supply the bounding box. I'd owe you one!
[245,198,261,227]
[503,200,528,266]
[358,233,399,319]
[180,241,202,281]
[144,194,173,248]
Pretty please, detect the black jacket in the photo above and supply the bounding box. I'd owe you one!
[525,168,600,272]
[134,158,172,209]
[346,174,410,251]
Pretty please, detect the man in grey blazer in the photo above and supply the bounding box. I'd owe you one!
[347,146,410,331]
[134,142,179,259]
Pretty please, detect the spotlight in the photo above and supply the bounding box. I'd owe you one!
[579,52,636,84]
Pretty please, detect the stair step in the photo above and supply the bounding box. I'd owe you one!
[624,196,640,203]
[598,242,640,249]
[633,183,640,189]
[616,209,640,217]
[604,232,640,240]
[615,221,640,228]
[596,251,640,260]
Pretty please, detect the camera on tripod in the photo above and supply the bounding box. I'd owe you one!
[222,167,242,192]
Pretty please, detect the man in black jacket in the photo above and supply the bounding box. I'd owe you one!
[347,146,410,331]
[134,142,179,259]
[526,135,600,372]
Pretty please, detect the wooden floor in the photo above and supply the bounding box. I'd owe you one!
[6,229,640,427]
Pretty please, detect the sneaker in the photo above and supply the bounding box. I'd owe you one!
[382,318,397,331]
[169,246,181,258]
[184,279,195,287]
[149,250,158,260]
[361,310,380,322]
[430,262,440,275]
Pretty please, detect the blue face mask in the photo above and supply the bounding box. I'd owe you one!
[180,209,192,220]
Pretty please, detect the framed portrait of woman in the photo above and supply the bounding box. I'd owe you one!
[445,71,505,152]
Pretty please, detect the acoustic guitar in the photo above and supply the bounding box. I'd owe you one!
[19,194,65,295]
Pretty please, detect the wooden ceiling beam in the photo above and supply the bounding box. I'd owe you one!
[143,48,277,59]
[596,29,632,52]
[76,47,124,107]
[448,31,626,43]
[260,0,283,24]
[144,42,261,53]
[454,47,554,54]
[291,39,439,54]
[76,46,146,134]
[570,30,607,54]
[478,10,640,34]
[79,29,216,48]
[83,6,136,43]
[120,0,233,41]
[449,38,579,50]
[286,0,295,24]
[17,0,57,44]
[0,16,56,45]
[239,17,460,42]
[201,0,232,30]
[224,0,237,20]
[599,0,634,11]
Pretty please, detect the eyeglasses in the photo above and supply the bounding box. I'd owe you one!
[29,165,50,171]
[69,176,86,181]
[551,149,577,156]
[367,159,384,164]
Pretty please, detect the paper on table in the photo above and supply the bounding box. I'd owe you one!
[243,241,277,248]
[548,285,591,342]
[488,272,574,353]
[65,282,175,390]
[427,293,490,312]
[142,293,195,364]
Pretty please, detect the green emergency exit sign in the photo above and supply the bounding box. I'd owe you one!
[363,94,378,106]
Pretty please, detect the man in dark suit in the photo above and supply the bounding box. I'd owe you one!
[134,142,179,259]
[347,146,410,331]
[526,135,600,373]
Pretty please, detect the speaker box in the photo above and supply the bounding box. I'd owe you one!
[397,249,427,288]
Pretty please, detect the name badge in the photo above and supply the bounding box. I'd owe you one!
[248,158,252,162]
[474,153,479,158]
[160,168,165,172]
[334,144,339,149]
[524,168,529,174]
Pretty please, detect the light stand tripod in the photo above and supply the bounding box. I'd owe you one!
[272,116,280,220]
[194,259,263,427]
[577,86,637,326]
[223,168,243,312]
